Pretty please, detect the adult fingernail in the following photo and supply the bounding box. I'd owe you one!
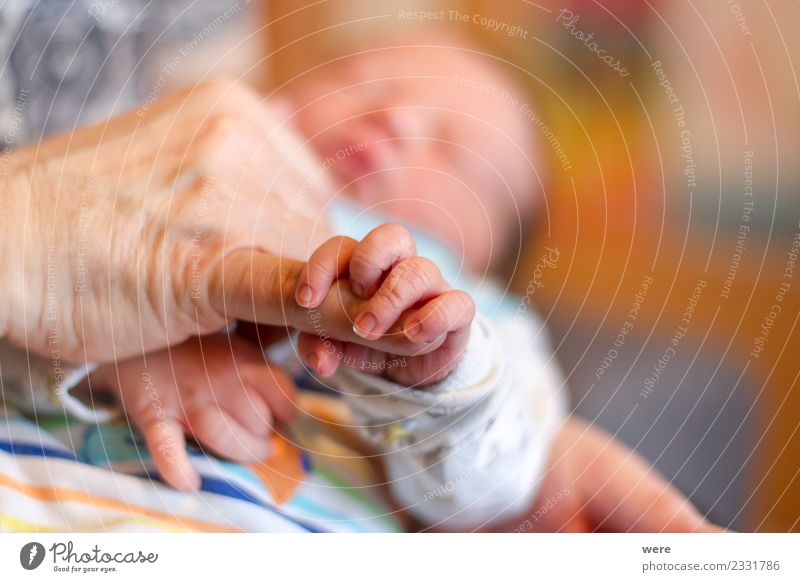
[351,281,365,297]
[353,313,377,339]
[307,353,321,373]
[297,285,315,307]
[404,319,422,341]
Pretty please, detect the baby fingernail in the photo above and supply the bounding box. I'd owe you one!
[351,281,365,297]
[297,285,315,306]
[318,358,336,377]
[353,313,377,339]
[404,320,422,341]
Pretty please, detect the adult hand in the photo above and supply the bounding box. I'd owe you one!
[0,79,335,363]
[0,77,466,366]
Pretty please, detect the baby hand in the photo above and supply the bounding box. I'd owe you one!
[88,334,296,491]
[293,223,475,386]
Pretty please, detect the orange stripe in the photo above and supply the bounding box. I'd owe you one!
[0,473,239,533]
[248,436,305,505]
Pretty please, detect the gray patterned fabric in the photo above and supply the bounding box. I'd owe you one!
[0,0,248,146]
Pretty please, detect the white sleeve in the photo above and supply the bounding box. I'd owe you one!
[0,340,114,423]
[329,312,567,530]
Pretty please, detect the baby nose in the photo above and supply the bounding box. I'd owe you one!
[371,108,435,141]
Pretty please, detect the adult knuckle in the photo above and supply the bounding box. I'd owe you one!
[198,112,243,152]
[182,174,230,209]
[193,78,259,110]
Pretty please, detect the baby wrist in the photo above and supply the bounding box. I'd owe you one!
[331,314,503,448]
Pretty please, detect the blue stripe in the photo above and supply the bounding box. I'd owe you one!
[1,440,326,533]
[0,440,79,462]
[131,471,325,533]
[288,495,370,532]
[294,373,342,395]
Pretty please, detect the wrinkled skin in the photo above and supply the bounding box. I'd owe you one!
[0,79,451,364]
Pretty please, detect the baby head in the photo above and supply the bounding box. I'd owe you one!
[283,35,541,273]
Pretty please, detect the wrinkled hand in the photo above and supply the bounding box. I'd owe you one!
[0,79,334,363]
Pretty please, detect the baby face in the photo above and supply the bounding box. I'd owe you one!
[285,42,538,272]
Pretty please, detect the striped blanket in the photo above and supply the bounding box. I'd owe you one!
[0,392,402,533]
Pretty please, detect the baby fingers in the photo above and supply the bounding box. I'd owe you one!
[402,289,476,344]
[297,331,343,377]
[294,236,357,307]
[140,417,200,491]
[213,382,274,438]
[349,223,416,298]
[186,406,272,464]
[353,256,448,340]
[239,362,298,424]
[299,331,409,379]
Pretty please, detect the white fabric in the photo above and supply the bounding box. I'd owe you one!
[331,312,567,530]
[0,340,108,422]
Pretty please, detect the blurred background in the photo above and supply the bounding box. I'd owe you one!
[258,0,800,531]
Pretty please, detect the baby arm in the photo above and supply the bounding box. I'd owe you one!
[333,312,565,530]
[293,223,565,529]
